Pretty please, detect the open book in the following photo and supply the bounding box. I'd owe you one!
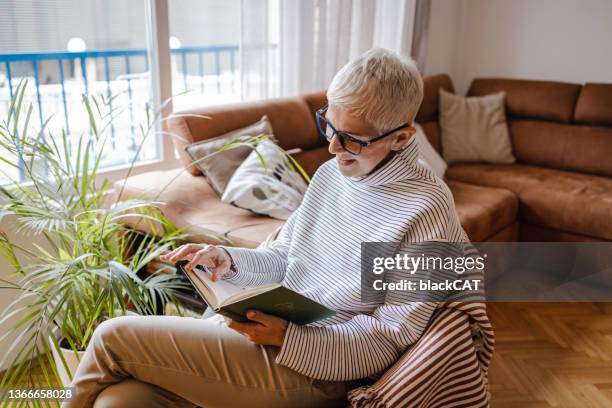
[177,261,336,325]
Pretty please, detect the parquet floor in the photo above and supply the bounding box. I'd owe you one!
[488,302,612,407]
[2,303,611,407]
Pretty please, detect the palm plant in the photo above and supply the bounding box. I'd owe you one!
[0,82,199,398]
[0,81,310,403]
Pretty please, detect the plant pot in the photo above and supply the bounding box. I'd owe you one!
[48,311,139,386]
[48,336,85,387]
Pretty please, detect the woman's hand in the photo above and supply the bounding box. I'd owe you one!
[160,243,232,281]
[227,310,288,347]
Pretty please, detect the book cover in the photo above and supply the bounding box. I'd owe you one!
[177,261,336,325]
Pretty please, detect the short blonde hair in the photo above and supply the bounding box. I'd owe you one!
[327,48,424,134]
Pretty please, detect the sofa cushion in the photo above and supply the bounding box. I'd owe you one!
[468,78,581,123]
[184,116,274,195]
[113,166,518,247]
[439,89,514,164]
[169,96,320,175]
[112,168,282,248]
[415,123,447,177]
[487,223,519,242]
[447,180,517,242]
[415,74,455,123]
[574,83,612,127]
[520,223,601,242]
[290,146,333,177]
[509,120,612,177]
[221,140,308,220]
[446,164,612,240]
[415,74,454,155]
[302,91,327,118]
[180,207,283,248]
[419,121,442,154]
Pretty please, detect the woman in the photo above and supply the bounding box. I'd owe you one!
[65,48,468,408]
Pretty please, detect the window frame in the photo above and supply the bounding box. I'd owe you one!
[1,0,231,189]
[93,0,180,187]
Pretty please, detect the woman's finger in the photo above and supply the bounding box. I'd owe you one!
[160,244,191,260]
[186,247,215,270]
[210,255,230,281]
[167,243,204,263]
[159,252,195,262]
[166,245,196,262]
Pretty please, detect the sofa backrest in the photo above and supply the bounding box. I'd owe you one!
[169,95,327,176]
[416,74,455,154]
[468,78,612,178]
[169,76,451,177]
[170,75,612,179]
[574,83,612,127]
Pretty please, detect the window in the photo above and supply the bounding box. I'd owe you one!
[0,0,158,184]
[0,0,281,185]
[168,0,241,111]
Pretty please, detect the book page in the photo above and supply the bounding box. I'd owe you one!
[224,283,281,306]
[192,266,245,308]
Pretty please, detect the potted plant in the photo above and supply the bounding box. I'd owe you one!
[0,81,202,393]
[0,81,309,396]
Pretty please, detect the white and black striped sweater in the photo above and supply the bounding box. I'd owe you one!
[221,136,469,381]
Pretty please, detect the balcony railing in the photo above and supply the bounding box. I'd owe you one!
[0,45,239,182]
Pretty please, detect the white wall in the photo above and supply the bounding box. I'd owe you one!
[425,0,612,95]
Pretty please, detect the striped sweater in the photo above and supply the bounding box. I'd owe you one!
[221,135,469,381]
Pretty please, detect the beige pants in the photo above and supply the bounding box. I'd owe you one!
[62,314,358,408]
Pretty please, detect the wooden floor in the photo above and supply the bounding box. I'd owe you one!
[3,303,611,407]
[488,302,612,407]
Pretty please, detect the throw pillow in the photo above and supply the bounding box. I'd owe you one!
[184,115,274,195]
[221,139,308,220]
[439,89,515,164]
[414,122,447,178]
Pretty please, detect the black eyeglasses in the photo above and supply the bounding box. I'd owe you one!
[315,105,410,155]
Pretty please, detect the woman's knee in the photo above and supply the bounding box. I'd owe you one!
[89,316,139,352]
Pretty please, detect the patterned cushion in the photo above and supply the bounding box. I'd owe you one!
[184,116,275,195]
[221,139,308,220]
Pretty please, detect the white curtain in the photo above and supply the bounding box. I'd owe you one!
[240,0,423,100]
[240,0,278,101]
[410,0,431,74]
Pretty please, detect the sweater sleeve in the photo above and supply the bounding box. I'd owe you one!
[275,300,439,381]
[218,210,297,287]
[274,239,467,381]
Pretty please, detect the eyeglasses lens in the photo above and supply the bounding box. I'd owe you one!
[338,135,362,155]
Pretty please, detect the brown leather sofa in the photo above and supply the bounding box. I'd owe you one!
[114,74,612,244]
[445,76,612,241]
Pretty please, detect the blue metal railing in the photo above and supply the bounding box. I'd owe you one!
[0,45,239,181]
[0,45,238,129]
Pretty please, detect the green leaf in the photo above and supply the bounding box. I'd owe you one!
[82,94,98,138]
